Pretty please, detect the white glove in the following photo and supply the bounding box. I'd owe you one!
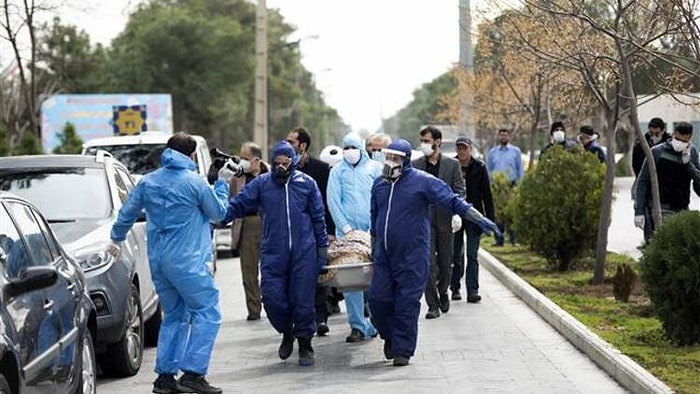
[634,215,645,229]
[218,159,239,182]
[342,225,353,235]
[106,241,122,258]
[451,214,462,233]
[682,146,691,164]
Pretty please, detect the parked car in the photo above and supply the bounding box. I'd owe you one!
[0,153,160,377]
[82,132,219,272]
[0,192,97,393]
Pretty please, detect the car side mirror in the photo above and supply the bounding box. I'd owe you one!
[5,266,58,298]
[136,211,146,223]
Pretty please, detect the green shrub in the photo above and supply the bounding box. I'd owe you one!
[491,172,517,229]
[52,122,83,154]
[512,145,605,271]
[639,211,700,345]
[14,131,42,155]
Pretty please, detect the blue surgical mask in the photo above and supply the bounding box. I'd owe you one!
[371,151,385,162]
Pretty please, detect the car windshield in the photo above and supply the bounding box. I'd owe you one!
[0,168,111,221]
[85,143,166,175]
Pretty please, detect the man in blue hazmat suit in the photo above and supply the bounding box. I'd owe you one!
[369,139,502,367]
[221,140,329,367]
[110,132,231,394]
[327,132,381,343]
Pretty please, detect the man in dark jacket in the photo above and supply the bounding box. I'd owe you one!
[412,126,466,319]
[222,140,329,367]
[450,137,496,303]
[634,122,700,238]
[578,125,607,163]
[633,117,670,177]
[632,117,672,242]
[369,139,501,367]
[286,126,337,336]
[540,121,578,158]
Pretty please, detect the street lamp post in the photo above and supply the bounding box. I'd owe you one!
[254,0,268,159]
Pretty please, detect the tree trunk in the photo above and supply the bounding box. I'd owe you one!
[593,107,617,285]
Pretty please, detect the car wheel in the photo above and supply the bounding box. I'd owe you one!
[99,283,143,377]
[0,373,10,394]
[144,302,162,347]
[77,329,97,394]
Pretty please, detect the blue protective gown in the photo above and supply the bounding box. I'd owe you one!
[111,148,229,375]
[369,139,475,359]
[327,132,381,337]
[223,141,329,339]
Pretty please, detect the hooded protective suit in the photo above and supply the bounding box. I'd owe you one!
[369,139,484,360]
[223,141,329,339]
[111,148,229,375]
[327,132,382,338]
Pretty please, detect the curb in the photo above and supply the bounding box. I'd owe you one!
[479,249,674,394]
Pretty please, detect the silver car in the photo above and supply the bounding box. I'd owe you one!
[0,153,160,377]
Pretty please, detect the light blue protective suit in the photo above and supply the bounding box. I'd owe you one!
[327,132,381,338]
[111,148,229,375]
[369,139,481,359]
[222,141,329,339]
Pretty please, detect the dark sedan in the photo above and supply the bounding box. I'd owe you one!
[0,192,97,393]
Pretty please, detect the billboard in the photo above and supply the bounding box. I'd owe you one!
[40,94,173,152]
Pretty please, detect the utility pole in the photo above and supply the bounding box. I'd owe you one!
[459,0,475,139]
[254,0,268,159]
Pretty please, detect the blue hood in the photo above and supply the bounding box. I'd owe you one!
[271,140,298,170]
[161,148,196,171]
[386,139,413,169]
[342,132,369,162]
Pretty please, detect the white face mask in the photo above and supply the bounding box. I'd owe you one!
[671,138,689,152]
[239,159,252,173]
[420,143,434,156]
[371,151,385,162]
[343,148,361,165]
[552,131,566,143]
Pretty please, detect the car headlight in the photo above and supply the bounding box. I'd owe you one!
[73,247,116,272]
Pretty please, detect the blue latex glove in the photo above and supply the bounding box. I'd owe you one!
[317,247,328,275]
[478,217,502,240]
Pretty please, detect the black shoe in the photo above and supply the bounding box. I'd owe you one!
[316,323,329,337]
[346,328,365,343]
[330,303,341,315]
[298,337,315,366]
[178,372,222,394]
[153,374,186,394]
[383,340,394,360]
[491,242,504,247]
[246,313,260,321]
[278,332,294,360]
[393,356,410,367]
[451,290,462,301]
[439,293,450,313]
[425,308,440,319]
[467,294,482,303]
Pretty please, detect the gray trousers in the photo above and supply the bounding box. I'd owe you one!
[424,224,454,310]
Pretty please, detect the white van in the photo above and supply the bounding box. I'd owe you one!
[82,131,219,273]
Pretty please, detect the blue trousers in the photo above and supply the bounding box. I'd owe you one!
[151,259,221,375]
[450,223,482,296]
[344,290,376,337]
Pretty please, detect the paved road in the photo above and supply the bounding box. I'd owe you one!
[98,256,625,393]
[609,177,700,259]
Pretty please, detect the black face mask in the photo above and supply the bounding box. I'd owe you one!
[273,165,291,184]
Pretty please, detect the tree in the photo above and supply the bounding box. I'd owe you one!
[52,122,82,154]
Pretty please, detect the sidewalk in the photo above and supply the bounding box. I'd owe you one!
[98,256,626,393]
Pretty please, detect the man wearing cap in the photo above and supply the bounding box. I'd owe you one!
[369,139,501,367]
[452,137,496,303]
[412,126,466,319]
[486,128,524,247]
[578,125,607,163]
